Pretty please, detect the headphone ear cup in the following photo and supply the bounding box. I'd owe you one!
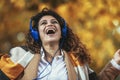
[30,19,39,42]
[60,19,67,48]
[62,19,67,38]
[30,29,39,42]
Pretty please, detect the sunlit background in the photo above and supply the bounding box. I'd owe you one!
[0,0,120,79]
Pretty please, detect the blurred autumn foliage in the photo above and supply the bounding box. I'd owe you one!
[0,0,120,76]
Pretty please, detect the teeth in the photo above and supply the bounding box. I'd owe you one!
[46,28,56,34]
[47,29,55,33]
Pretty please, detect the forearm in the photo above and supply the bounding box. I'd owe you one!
[98,62,120,80]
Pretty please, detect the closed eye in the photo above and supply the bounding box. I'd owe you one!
[39,20,47,25]
[41,21,47,25]
[51,20,59,24]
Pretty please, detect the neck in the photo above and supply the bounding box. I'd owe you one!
[42,42,60,62]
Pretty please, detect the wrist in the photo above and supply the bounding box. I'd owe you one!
[111,59,120,70]
[113,58,120,65]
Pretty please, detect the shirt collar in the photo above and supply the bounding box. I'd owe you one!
[40,47,64,58]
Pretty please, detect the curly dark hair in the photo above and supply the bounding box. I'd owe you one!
[25,8,91,64]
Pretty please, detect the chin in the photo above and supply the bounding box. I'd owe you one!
[46,39,60,43]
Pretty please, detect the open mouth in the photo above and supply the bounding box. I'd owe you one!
[46,29,56,34]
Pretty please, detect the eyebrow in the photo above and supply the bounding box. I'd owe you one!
[39,18,58,23]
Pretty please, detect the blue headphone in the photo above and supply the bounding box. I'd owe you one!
[30,18,68,42]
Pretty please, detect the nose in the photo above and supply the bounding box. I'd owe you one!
[47,21,53,27]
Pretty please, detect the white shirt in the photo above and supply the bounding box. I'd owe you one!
[34,48,120,80]
[36,48,68,80]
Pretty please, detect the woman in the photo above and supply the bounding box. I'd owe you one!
[0,8,120,80]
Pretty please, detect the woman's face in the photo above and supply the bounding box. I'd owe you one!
[38,15,61,44]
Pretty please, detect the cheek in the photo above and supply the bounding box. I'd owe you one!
[57,27,62,38]
[59,29,62,36]
[38,27,44,37]
[58,26,62,35]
